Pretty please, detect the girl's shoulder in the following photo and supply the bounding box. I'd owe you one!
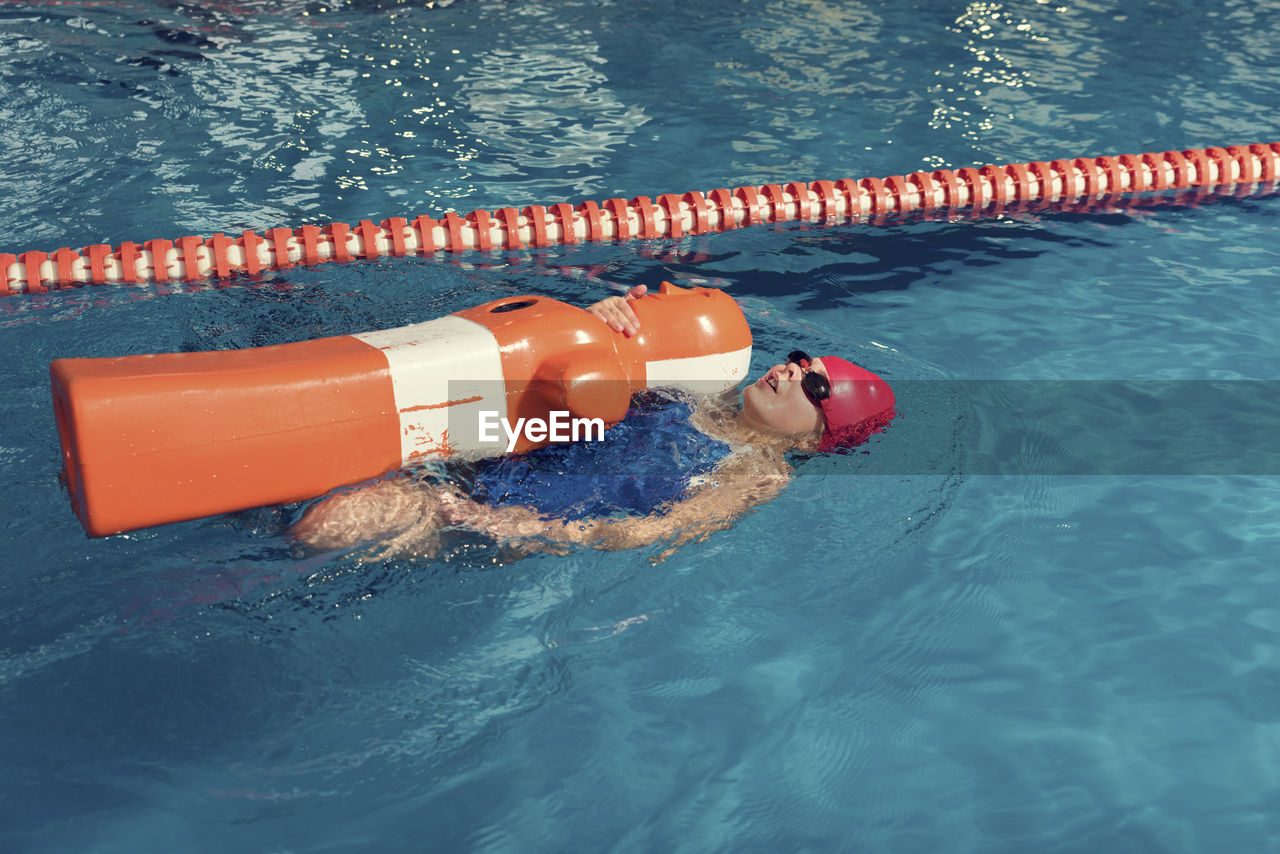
[685,395,794,481]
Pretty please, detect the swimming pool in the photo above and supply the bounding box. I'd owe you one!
[3,0,1280,851]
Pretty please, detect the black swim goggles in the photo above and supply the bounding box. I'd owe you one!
[787,351,831,407]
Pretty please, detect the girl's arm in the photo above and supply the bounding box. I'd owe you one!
[290,477,446,556]
[438,462,790,554]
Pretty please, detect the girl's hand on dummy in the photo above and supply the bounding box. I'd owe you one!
[587,284,647,336]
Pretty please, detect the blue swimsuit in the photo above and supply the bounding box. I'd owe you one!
[468,392,731,520]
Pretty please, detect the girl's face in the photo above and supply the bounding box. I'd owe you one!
[740,357,828,437]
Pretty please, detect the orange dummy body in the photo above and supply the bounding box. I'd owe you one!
[51,282,752,536]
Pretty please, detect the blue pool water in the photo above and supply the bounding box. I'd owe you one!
[3,1,1280,852]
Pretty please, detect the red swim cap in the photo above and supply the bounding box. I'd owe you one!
[815,357,896,450]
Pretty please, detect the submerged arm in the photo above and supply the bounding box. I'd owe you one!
[440,459,790,553]
[290,477,446,556]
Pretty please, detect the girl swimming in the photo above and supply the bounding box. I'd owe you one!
[291,285,895,558]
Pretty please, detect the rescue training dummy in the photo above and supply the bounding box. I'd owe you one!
[50,282,753,537]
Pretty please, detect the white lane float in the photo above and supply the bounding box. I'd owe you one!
[6,143,1277,295]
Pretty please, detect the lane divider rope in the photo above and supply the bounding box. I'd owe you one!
[4,142,1277,296]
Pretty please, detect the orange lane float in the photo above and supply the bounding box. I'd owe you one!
[4,142,1279,295]
[51,282,752,537]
